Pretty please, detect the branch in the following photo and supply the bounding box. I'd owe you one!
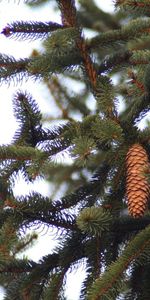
[87,225,150,300]
[2,21,64,40]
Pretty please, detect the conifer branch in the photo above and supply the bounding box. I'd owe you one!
[128,70,145,94]
[1,1,150,298]
[115,0,150,10]
[120,92,150,124]
[0,260,36,275]
[3,205,76,231]
[77,38,97,89]
[98,50,133,73]
[77,207,113,237]
[57,0,77,27]
[0,54,29,84]
[28,50,81,79]
[112,215,150,235]
[42,269,67,299]
[0,145,47,162]
[87,225,150,300]
[79,0,120,31]
[13,91,41,122]
[87,18,150,50]
[2,21,64,40]
[58,0,98,89]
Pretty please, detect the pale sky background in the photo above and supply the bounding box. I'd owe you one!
[0,1,114,299]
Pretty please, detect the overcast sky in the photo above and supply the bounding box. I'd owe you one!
[0,1,114,299]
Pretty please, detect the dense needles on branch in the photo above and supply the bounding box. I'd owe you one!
[0,0,150,299]
[2,21,64,40]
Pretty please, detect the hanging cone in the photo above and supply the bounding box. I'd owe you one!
[126,143,150,218]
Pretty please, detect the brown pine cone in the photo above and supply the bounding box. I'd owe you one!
[126,144,150,217]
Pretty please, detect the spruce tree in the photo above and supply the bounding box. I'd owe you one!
[0,0,150,299]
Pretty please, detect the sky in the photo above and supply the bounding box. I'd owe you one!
[0,1,114,299]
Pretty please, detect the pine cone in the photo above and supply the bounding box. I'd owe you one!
[126,143,150,218]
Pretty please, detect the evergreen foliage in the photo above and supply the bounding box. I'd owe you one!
[0,0,150,299]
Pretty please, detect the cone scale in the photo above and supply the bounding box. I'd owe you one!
[126,144,150,218]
